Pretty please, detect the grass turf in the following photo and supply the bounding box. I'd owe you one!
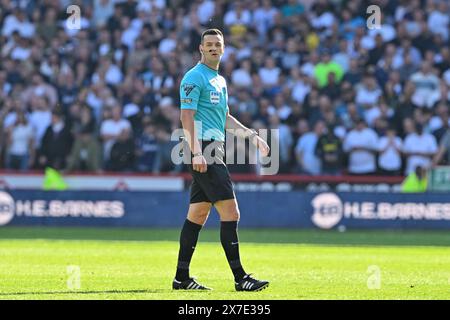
[0,227,449,300]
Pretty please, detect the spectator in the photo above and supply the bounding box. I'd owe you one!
[21,73,58,109]
[319,72,341,100]
[403,123,438,175]
[258,56,281,89]
[253,0,279,38]
[315,125,343,175]
[295,120,325,175]
[377,126,403,175]
[231,59,252,88]
[269,113,293,173]
[427,1,449,41]
[38,110,73,170]
[109,129,135,172]
[398,52,418,83]
[342,59,362,85]
[430,102,450,142]
[355,72,383,107]
[281,38,301,71]
[100,105,132,165]
[92,56,123,87]
[313,50,344,88]
[3,99,27,130]
[93,0,115,28]
[66,106,101,172]
[153,124,175,173]
[433,127,450,166]
[5,111,34,171]
[289,69,311,104]
[136,121,159,172]
[401,165,428,192]
[410,61,441,108]
[224,2,252,35]
[28,96,52,149]
[281,0,305,18]
[343,119,378,175]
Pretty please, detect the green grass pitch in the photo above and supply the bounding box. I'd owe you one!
[0,227,449,300]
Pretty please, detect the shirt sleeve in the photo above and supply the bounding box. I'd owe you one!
[180,71,202,110]
[370,130,379,149]
[377,137,387,151]
[440,131,450,149]
[428,135,438,153]
[402,136,410,152]
[343,134,351,152]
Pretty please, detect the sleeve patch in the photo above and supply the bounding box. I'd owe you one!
[182,84,196,96]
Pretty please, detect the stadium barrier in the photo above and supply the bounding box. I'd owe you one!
[0,172,403,192]
[1,190,450,229]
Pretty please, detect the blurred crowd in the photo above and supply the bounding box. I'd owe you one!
[1,0,450,176]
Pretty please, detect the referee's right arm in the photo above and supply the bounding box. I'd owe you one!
[180,109,206,172]
[180,76,207,173]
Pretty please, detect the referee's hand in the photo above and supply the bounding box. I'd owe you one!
[253,136,270,157]
[193,155,207,173]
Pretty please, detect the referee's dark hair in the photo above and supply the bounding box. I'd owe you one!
[201,29,223,43]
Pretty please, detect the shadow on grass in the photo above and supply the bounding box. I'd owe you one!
[0,227,449,247]
[0,289,169,297]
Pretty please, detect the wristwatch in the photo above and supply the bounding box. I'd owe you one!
[192,152,203,158]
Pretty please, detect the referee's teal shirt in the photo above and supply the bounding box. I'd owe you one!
[180,63,228,142]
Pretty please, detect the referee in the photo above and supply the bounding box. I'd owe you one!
[173,29,270,291]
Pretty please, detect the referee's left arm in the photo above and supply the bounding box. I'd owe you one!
[226,110,270,156]
[225,110,255,139]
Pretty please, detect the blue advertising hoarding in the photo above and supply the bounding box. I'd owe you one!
[1,190,450,229]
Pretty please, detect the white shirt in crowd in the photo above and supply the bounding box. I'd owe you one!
[377,136,403,171]
[368,24,397,42]
[100,118,132,160]
[364,105,394,127]
[224,8,252,26]
[231,68,252,87]
[343,128,378,174]
[295,132,320,175]
[410,71,440,108]
[290,80,311,104]
[402,132,438,174]
[355,85,382,105]
[10,46,31,61]
[29,110,52,148]
[258,67,280,87]
[93,0,115,27]
[158,37,177,56]
[252,6,277,35]
[9,124,34,156]
[3,112,29,129]
[311,12,335,29]
[428,116,450,132]
[427,9,449,40]
[197,0,215,25]
[2,14,35,38]
[92,64,123,86]
[136,0,166,13]
[443,69,450,86]
[300,61,316,78]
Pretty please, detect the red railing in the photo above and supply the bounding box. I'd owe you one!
[0,170,405,184]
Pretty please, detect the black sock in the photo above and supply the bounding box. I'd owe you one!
[175,219,202,281]
[220,221,246,282]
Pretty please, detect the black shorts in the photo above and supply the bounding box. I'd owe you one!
[188,140,235,204]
